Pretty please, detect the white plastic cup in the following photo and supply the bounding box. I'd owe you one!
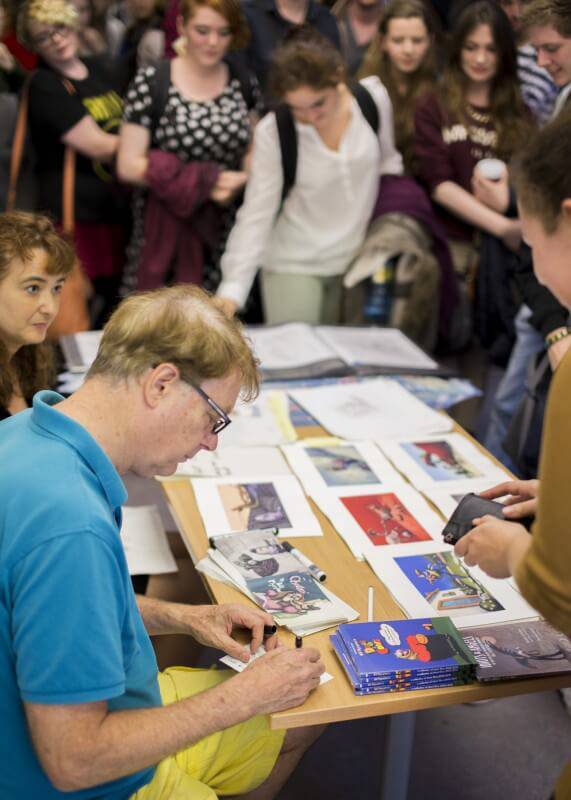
[476,158,506,181]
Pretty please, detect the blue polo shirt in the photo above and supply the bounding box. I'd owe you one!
[0,391,161,799]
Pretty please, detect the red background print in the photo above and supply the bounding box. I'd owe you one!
[341,492,432,546]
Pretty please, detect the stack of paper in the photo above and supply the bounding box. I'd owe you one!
[198,529,358,635]
[331,617,476,694]
[289,379,453,441]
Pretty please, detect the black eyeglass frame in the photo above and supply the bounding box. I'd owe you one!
[187,381,232,435]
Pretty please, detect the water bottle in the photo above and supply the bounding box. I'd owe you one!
[362,258,395,324]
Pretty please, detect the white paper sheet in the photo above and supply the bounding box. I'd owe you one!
[379,433,508,491]
[281,438,402,495]
[192,475,323,537]
[289,379,453,441]
[220,647,334,684]
[173,447,292,478]
[312,481,445,561]
[218,391,297,448]
[365,542,537,629]
[246,323,337,370]
[120,505,177,575]
[317,326,438,370]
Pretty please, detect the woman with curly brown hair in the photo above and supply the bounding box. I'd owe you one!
[0,211,74,419]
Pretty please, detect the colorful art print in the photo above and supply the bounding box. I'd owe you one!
[401,440,483,482]
[462,621,571,681]
[217,482,291,531]
[248,571,327,618]
[305,445,380,487]
[212,531,302,580]
[394,552,504,616]
[340,492,432,547]
[338,617,473,672]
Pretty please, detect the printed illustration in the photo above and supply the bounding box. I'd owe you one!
[395,551,504,616]
[213,531,301,580]
[401,440,483,482]
[218,482,291,531]
[341,492,432,546]
[354,620,469,665]
[248,572,328,618]
[306,445,379,487]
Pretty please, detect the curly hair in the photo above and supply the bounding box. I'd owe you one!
[269,26,346,98]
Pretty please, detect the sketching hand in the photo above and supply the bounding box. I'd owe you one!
[234,645,325,715]
[480,480,539,520]
[454,516,529,578]
[184,603,278,661]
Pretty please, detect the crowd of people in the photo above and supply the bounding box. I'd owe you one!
[2,0,571,797]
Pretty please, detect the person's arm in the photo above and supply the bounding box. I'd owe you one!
[24,644,323,792]
[62,115,119,162]
[216,114,283,311]
[433,181,521,249]
[117,121,151,186]
[136,595,279,659]
[480,479,540,519]
[454,517,531,579]
[514,349,571,638]
[361,76,403,176]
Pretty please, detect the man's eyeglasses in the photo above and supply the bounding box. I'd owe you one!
[31,23,70,48]
[188,381,232,435]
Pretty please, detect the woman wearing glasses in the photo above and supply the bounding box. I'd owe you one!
[18,0,128,323]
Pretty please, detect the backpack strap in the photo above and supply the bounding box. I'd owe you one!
[275,103,297,207]
[150,58,172,133]
[350,82,379,135]
[226,56,256,111]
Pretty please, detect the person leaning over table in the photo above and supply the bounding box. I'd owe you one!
[0,283,325,800]
[215,26,403,326]
[454,111,571,800]
[0,211,74,421]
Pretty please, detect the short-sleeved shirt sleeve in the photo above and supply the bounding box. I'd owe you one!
[123,65,156,129]
[28,68,88,137]
[12,531,134,703]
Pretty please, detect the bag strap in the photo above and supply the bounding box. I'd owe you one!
[275,82,380,208]
[275,102,297,207]
[226,56,256,111]
[6,77,31,212]
[351,82,379,136]
[150,58,172,134]
[514,349,551,463]
[7,74,77,234]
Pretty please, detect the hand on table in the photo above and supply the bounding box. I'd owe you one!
[480,479,539,520]
[185,603,279,662]
[236,644,325,715]
[454,515,530,578]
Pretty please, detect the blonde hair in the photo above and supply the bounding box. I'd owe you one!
[18,0,78,48]
[88,285,260,401]
[522,0,571,37]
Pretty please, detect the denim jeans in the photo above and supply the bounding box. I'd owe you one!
[483,305,545,472]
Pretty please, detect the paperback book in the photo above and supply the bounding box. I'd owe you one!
[461,620,571,682]
[331,617,476,695]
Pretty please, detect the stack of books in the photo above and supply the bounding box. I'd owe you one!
[331,617,477,694]
[198,529,358,637]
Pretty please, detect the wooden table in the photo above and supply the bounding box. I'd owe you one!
[161,469,570,799]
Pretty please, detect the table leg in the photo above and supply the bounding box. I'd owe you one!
[379,711,416,800]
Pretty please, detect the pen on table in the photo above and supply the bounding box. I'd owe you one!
[367,586,374,622]
[295,635,303,649]
[281,540,327,583]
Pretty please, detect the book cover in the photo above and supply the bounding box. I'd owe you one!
[336,617,476,678]
[248,571,343,628]
[461,620,571,682]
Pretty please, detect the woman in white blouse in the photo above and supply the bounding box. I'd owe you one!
[216,26,403,325]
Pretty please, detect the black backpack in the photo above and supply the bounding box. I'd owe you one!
[274,83,380,206]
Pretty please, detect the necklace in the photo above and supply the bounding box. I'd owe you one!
[468,105,491,124]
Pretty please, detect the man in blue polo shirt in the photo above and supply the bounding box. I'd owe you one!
[0,284,324,799]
